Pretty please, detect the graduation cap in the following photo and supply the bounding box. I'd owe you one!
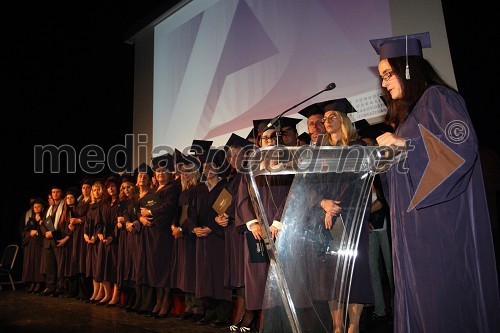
[92,178,106,186]
[79,176,93,186]
[252,118,273,135]
[199,148,227,168]
[65,187,80,198]
[50,183,64,191]
[189,139,213,157]
[246,128,257,142]
[249,118,274,145]
[279,117,302,129]
[370,32,431,80]
[31,197,47,207]
[353,119,370,132]
[323,98,357,114]
[298,102,325,118]
[104,174,122,188]
[297,132,311,144]
[133,162,154,180]
[369,31,431,60]
[120,173,135,184]
[225,133,254,152]
[174,148,196,165]
[151,153,175,172]
[253,117,302,134]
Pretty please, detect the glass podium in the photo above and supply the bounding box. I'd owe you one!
[246,145,406,333]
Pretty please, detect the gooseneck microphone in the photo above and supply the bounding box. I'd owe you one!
[266,82,336,129]
[324,82,336,91]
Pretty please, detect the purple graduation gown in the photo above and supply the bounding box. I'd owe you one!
[193,179,233,302]
[70,199,90,276]
[223,171,246,289]
[95,199,120,283]
[21,217,44,283]
[170,184,199,292]
[84,201,101,278]
[384,85,500,332]
[144,178,181,288]
[116,198,136,288]
[236,173,293,310]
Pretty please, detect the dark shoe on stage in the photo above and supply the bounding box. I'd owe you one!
[210,320,229,328]
[371,313,387,322]
[39,289,54,296]
[96,300,110,306]
[190,313,204,323]
[154,312,169,319]
[196,313,217,325]
[137,309,150,316]
[176,312,194,321]
[52,290,65,297]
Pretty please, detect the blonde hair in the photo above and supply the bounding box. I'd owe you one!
[119,181,138,201]
[180,166,201,191]
[320,111,359,147]
[91,181,106,204]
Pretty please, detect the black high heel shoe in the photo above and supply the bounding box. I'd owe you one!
[154,304,171,319]
[154,312,169,319]
[144,310,155,317]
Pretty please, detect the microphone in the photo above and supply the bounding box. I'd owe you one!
[266,82,336,129]
[324,82,336,91]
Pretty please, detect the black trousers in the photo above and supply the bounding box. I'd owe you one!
[44,241,61,291]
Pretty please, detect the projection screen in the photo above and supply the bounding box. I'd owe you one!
[129,0,454,161]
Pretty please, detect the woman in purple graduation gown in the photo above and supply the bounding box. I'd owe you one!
[317,101,374,333]
[370,31,500,332]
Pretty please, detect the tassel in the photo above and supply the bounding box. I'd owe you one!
[405,35,410,79]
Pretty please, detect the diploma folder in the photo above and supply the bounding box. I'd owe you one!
[139,193,162,210]
[245,232,270,263]
[212,188,232,215]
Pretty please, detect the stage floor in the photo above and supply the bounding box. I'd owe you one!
[0,288,392,333]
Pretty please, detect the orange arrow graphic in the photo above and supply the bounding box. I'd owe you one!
[408,124,465,211]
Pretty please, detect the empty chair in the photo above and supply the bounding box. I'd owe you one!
[0,244,19,291]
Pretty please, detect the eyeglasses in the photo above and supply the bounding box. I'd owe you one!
[261,134,277,141]
[321,114,337,124]
[281,130,295,136]
[380,70,395,82]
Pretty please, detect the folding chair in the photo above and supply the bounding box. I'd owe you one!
[0,244,19,291]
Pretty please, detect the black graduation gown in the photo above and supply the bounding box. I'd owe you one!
[70,199,90,276]
[142,178,181,288]
[171,184,199,292]
[223,171,245,289]
[192,179,232,301]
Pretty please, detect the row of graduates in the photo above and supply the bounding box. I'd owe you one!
[21,100,375,333]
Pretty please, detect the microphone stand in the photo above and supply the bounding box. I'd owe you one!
[266,83,336,144]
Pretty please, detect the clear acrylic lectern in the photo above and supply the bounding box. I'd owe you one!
[246,145,406,333]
